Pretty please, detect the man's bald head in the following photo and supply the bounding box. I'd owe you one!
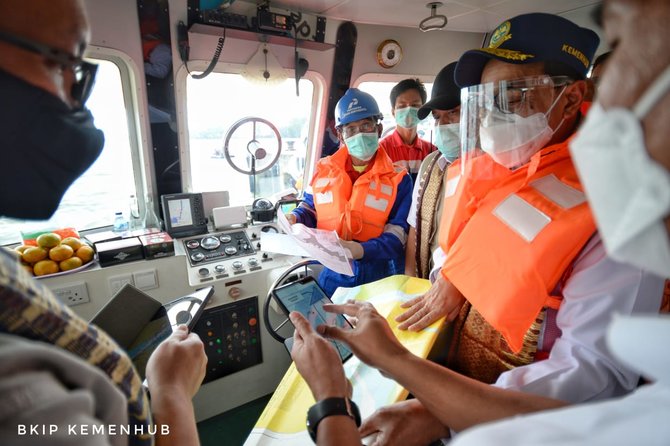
[0,0,90,104]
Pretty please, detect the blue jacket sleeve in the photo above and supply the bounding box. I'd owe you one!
[291,192,317,228]
[359,173,413,261]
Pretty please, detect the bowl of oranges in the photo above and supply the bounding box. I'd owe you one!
[16,231,96,278]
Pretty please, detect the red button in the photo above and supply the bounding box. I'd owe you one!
[249,317,257,326]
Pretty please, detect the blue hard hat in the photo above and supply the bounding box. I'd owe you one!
[335,88,382,127]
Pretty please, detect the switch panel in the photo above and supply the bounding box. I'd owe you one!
[133,269,158,291]
[109,274,134,295]
[192,297,262,383]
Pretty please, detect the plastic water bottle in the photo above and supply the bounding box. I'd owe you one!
[113,211,129,232]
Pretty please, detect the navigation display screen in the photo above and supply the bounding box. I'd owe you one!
[167,198,193,228]
[273,277,353,361]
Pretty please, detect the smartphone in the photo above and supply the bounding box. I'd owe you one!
[272,276,353,362]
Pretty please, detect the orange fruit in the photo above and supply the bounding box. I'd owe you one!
[61,237,83,251]
[15,245,31,254]
[36,233,61,249]
[76,245,95,263]
[60,256,83,271]
[49,244,74,262]
[33,259,59,276]
[22,246,48,263]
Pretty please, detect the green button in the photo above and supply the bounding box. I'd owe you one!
[217,348,222,354]
[216,338,222,344]
[251,338,257,344]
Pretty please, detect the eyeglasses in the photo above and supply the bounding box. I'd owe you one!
[0,30,97,108]
[493,75,573,114]
[340,120,378,139]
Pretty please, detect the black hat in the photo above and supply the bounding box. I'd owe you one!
[418,62,460,120]
[455,13,600,87]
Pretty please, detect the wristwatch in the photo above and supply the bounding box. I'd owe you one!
[306,397,361,442]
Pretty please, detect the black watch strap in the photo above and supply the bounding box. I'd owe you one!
[306,397,361,442]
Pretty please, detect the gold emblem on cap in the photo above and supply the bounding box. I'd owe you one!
[489,21,512,49]
[480,47,534,61]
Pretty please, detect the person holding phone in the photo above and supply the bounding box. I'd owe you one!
[286,88,413,297]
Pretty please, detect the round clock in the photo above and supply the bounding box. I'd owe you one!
[377,39,403,69]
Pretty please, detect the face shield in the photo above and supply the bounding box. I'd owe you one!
[459,75,572,177]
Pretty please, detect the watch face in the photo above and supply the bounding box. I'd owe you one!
[377,39,402,68]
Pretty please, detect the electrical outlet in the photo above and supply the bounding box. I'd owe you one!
[52,282,90,306]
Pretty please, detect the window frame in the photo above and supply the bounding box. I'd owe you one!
[174,60,326,197]
[85,45,151,218]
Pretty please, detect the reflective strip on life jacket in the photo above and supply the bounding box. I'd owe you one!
[493,194,551,242]
[315,191,334,204]
[531,174,587,209]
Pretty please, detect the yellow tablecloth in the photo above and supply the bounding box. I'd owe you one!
[244,275,443,445]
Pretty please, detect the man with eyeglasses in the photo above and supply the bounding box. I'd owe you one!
[286,13,665,446]
[0,1,206,445]
[287,88,412,297]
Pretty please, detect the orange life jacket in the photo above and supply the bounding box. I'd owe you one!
[438,140,596,352]
[311,146,406,242]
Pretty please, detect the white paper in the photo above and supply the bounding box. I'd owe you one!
[272,211,354,276]
[259,232,310,257]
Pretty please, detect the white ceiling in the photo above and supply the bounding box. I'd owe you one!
[262,0,601,33]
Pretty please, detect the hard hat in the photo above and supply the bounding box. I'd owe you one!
[335,88,382,127]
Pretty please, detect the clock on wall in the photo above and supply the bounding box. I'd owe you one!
[377,39,403,68]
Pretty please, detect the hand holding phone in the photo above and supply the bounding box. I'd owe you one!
[288,311,351,401]
[273,276,353,362]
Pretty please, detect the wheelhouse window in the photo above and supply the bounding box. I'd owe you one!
[0,57,139,246]
[357,80,434,143]
[186,73,315,206]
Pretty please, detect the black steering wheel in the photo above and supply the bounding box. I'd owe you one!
[223,116,282,175]
[263,258,323,343]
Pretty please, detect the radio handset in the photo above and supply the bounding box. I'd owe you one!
[177,21,189,62]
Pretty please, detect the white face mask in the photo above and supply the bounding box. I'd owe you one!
[479,88,565,169]
[570,65,670,278]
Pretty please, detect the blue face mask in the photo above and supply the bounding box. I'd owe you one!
[434,123,460,162]
[395,106,420,129]
[345,132,379,161]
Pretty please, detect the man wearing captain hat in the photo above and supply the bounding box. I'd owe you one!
[284,13,666,446]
